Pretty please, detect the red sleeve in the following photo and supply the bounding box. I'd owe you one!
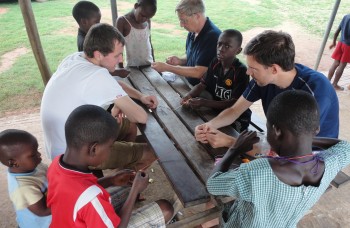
[77,194,121,228]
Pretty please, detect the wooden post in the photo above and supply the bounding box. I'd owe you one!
[19,0,51,85]
[110,0,118,27]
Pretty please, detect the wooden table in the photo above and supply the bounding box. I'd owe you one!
[123,67,248,226]
[123,67,350,226]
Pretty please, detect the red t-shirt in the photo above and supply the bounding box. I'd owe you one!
[47,156,121,227]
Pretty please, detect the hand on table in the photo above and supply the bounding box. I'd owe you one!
[180,94,191,105]
[140,95,158,109]
[195,123,213,143]
[187,97,205,109]
[151,62,168,72]
[166,56,182,65]
[206,129,236,148]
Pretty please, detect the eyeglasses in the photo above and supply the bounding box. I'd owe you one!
[178,13,195,25]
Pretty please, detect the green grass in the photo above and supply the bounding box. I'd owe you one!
[0,0,349,116]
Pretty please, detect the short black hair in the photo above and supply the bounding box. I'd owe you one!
[244,30,295,71]
[0,129,37,166]
[137,0,157,13]
[72,1,100,24]
[65,105,119,150]
[84,23,125,58]
[267,90,319,136]
[222,29,243,46]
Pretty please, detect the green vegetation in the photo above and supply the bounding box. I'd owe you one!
[0,0,348,115]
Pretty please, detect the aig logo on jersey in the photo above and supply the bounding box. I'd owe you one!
[225,79,232,86]
[215,85,232,100]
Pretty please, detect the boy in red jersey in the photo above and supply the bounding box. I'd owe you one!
[47,105,173,227]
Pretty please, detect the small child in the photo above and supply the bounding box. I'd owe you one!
[328,14,350,90]
[0,129,51,228]
[47,104,173,227]
[181,29,251,132]
[207,90,350,227]
[72,1,101,52]
[72,1,130,78]
[116,0,157,68]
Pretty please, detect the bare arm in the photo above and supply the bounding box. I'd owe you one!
[312,137,341,149]
[118,172,149,228]
[188,98,236,110]
[208,96,253,129]
[118,81,158,109]
[330,27,341,49]
[113,96,147,123]
[152,62,207,79]
[181,82,206,104]
[27,196,51,216]
[118,81,144,100]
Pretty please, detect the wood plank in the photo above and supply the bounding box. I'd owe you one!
[167,75,239,139]
[167,206,220,228]
[330,171,350,188]
[128,68,214,182]
[137,108,210,207]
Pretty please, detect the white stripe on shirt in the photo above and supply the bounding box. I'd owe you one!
[73,185,114,227]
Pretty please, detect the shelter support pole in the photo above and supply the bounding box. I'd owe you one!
[110,0,118,27]
[314,0,341,71]
[19,0,51,85]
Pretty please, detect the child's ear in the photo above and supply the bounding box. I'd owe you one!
[8,159,19,168]
[272,124,282,139]
[236,47,242,55]
[314,126,320,135]
[88,142,98,157]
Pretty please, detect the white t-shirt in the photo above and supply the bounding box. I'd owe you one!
[41,52,127,159]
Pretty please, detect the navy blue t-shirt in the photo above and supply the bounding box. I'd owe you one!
[339,14,350,45]
[185,17,221,86]
[242,63,339,138]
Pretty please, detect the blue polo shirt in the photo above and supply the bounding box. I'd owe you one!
[339,14,350,45]
[242,63,339,138]
[185,17,221,86]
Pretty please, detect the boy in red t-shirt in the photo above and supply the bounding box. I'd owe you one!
[47,105,173,227]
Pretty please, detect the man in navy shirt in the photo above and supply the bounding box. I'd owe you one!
[195,30,339,148]
[151,0,221,86]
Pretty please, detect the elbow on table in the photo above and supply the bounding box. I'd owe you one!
[133,110,148,124]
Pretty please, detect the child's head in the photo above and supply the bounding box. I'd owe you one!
[72,1,101,33]
[133,0,157,24]
[64,105,119,167]
[0,129,41,173]
[266,90,320,153]
[217,29,243,63]
[244,30,295,71]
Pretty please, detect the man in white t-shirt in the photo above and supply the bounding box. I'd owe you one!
[41,23,158,170]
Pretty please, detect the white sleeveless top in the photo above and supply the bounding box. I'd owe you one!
[123,16,153,67]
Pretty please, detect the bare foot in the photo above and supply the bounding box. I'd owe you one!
[333,84,344,91]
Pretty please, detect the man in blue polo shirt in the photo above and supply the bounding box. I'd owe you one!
[151,0,221,86]
[195,30,339,148]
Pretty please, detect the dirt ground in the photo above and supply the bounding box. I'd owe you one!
[1,5,350,228]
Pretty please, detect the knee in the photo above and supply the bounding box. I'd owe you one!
[156,199,174,223]
[142,144,156,160]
